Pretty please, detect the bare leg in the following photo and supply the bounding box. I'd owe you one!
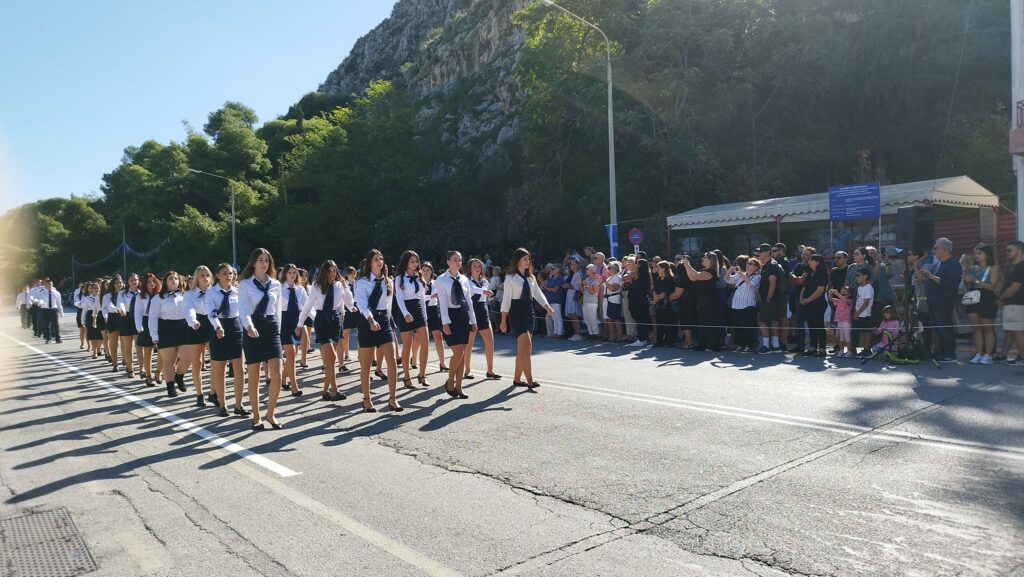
[185,344,203,396]
[414,327,428,380]
[400,331,414,385]
[211,360,227,409]
[480,328,495,374]
[108,330,120,367]
[246,363,261,425]
[264,358,283,425]
[448,344,466,393]
[119,336,135,375]
[282,344,299,393]
[321,343,337,394]
[519,333,535,383]
[432,330,447,370]
[382,342,400,408]
[358,347,375,410]
[464,328,478,376]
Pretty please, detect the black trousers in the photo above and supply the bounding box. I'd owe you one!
[20,305,29,328]
[31,305,41,335]
[733,306,759,348]
[805,302,826,350]
[42,309,61,342]
[654,306,676,346]
[629,298,650,341]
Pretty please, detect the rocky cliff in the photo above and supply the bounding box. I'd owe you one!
[319,0,528,167]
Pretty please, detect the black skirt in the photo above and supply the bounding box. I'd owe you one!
[209,317,243,361]
[280,310,301,346]
[157,319,189,349]
[509,298,534,337]
[136,315,154,348]
[357,309,394,348]
[427,304,442,332]
[343,309,359,330]
[119,312,138,337]
[473,300,491,331]
[75,307,83,328]
[84,311,103,341]
[243,316,282,364]
[965,289,997,320]
[442,306,471,346]
[314,310,342,344]
[394,299,427,332]
[186,314,212,345]
[96,313,107,332]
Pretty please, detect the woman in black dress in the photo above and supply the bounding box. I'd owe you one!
[299,260,352,400]
[963,243,1001,364]
[681,253,723,351]
[651,261,676,347]
[499,248,554,388]
[799,254,829,357]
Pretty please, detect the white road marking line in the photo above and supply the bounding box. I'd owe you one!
[3,334,301,478]
[538,379,1024,461]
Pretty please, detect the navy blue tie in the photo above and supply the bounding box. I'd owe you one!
[217,289,230,317]
[253,278,270,317]
[287,287,299,317]
[368,278,383,311]
[519,273,531,302]
[322,283,334,314]
[451,275,470,316]
[407,275,421,293]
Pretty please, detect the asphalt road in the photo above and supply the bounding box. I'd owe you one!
[1,313,1021,577]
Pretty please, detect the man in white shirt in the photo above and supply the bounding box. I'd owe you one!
[39,278,64,344]
[16,284,31,329]
[29,279,45,337]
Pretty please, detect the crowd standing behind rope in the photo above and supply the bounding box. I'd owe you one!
[13,239,1024,430]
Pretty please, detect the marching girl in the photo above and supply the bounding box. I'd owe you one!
[238,248,286,430]
[297,268,314,369]
[340,266,359,370]
[353,249,402,412]
[148,271,190,398]
[421,262,448,372]
[500,247,554,389]
[104,276,124,372]
[115,273,141,378]
[82,283,104,358]
[392,251,430,388]
[299,260,352,401]
[73,282,86,349]
[96,279,111,362]
[278,264,307,397]
[465,257,500,380]
[184,266,215,406]
[434,251,477,398]
[206,263,247,418]
[134,273,161,387]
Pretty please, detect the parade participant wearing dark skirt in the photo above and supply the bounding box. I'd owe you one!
[296,268,314,368]
[207,263,246,418]
[72,284,86,349]
[354,249,402,413]
[465,257,500,381]
[102,277,123,368]
[238,247,285,430]
[434,251,477,399]
[393,251,430,389]
[279,264,307,397]
[82,284,104,358]
[500,248,554,388]
[340,267,359,369]
[134,273,161,387]
[421,262,447,372]
[116,274,141,378]
[299,260,353,401]
[148,271,190,397]
[184,266,215,407]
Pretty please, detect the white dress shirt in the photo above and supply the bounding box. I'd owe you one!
[726,271,760,310]
[354,274,393,319]
[205,285,240,331]
[116,289,140,317]
[299,281,352,323]
[16,290,29,307]
[72,288,82,308]
[148,292,188,342]
[29,286,46,306]
[101,293,117,320]
[184,288,210,327]
[80,295,100,322]
[395,274,427,317]
[434,270,477,326]
[500,274,550,313]
[345,281,358,313]
[469,277,490,303]
[280,282,309,320]
[238,276,283,331]
[38,288,64,316]
[134,294,157,333]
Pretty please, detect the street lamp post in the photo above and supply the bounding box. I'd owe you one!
[540,0,618,258]
[188,168,237,267]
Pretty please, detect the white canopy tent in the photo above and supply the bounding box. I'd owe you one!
[666,176,999,231]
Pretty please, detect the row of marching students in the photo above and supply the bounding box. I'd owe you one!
[74,246,553,431]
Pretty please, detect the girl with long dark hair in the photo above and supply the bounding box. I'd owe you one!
[299,260,353,401]
[354,249,402,412]
[465,257,500,380]
[103,276,123,370]
[394,251,431,388]
[340,266,358,370]
[297,268,314,369]
[278,263,307,397]
[499,247,554,388]
[238,248,286,429]
[681,253,722,351]
[134,273,161,386]
[206,263,246,418]
[82,282,104,359]
[626,259,652,347]
[435,251,476,398]
[799,254,829,357]
[149,271,190,397]
[421,261,448,372]
[184,266,215,406]
[116,273,141,378]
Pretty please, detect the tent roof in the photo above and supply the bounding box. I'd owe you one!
[666,176,999,231]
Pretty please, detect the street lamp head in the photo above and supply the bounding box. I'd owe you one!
[187,168,200,174]
[539,0,553,6]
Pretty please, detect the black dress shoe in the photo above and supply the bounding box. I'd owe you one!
[403,379,416,390]
[207,392,218,406]
[486,372,501,380]
[267,420,283,430]
[166,382,178,398]
[374,369,386,381]
[527,381,541,389]
[362,400,377,413]
[233,406,250,417]
[456,392,469,399]
[513,381,528,387]
[195,395,206,407]
[252,422,265,431]
[417,376,430,387]
[322,391,331,401]
[387,401,404,412]
[219,408,229,417]
[291,389,303,397]
[332,390,346,401]
[175,373,186,392]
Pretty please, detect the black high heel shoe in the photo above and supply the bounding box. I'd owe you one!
[251,421,265,431]
[233,406,250,417]
[417,376,430,387]
[174,373,186,392]
[387,400,404,412]
[486,372,501,380]
[267,419,283,430]
[374,369,386,381]
[402,378,416,390]
[362,399,377,413]
[454,390,468,400]
[445,381,458,398]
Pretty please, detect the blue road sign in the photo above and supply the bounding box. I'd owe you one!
[628,227,643,245]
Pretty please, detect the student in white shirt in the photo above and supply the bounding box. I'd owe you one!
[207,263,246,418]
[434,250,477,399]
[353,249,402,413]
[71,283,85,346]
[81,282,104,357]
[339,266,359,368]
[182,266,215,407]
[500,247,554,389]
[464,257,500,381]
[393,250,431,388]
[103,276,124,370]
[149,271,191,398]
[38,278,65,344]
[297,268,314,369]
[420,262,448,373]
[279,264,309,398]
[16,284,31,330]
[115,273,141,377]
[298,260,354,401]
[238,248,286,430]
[135,273,161,387]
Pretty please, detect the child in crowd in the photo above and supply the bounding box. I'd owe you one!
[828,286,853,357]
[852,269,874,356]
[870,305,902,355]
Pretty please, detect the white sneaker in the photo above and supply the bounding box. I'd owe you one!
[628,339,646,347]
[569,335,583,342]
[979,354,993,365]
[969,354,982,365]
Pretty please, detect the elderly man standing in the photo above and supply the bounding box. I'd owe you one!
[918,238,962,362]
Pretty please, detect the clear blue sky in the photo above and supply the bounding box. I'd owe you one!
[0,0,398,213]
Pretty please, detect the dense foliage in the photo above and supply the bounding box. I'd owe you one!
[3,0,1012,289]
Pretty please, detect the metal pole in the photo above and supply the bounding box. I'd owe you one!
[1012,0,1024,240]
[231,185,237,267]
[122,222,127,279]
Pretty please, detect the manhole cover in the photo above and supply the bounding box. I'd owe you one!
[0,508,96,577]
